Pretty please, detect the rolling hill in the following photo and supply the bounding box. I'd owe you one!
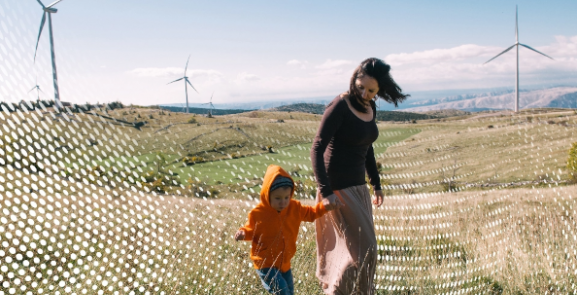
[403,87,577,112]
[160,106,250,115]
[266,103,437,121]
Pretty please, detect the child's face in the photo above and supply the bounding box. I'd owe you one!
[269,186,291,212]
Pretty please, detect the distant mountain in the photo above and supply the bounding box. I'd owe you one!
[376,111,436,121]
[159,96,333,110]
[406,90,514,107]
[403,87,577,112]
[156,86,577,112]
[267,103,326,114]
[421,109,472,118]
[264,102,437,121]
[160,106,249,115]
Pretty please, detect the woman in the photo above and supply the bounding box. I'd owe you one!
[311,57,409,295]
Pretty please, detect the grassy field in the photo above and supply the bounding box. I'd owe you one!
[0,105,576,294]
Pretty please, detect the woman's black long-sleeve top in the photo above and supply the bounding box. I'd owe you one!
[311,95,382,199]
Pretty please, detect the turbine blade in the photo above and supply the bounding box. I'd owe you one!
[167,77,184,84]
[38,87,45,93]
[29,86,37,93]
[36,0,46,8]
[519,44,554,60]
[34,12,47,62]
[186,78,199,93]
[184,55,190,76]
[46,0,63,8]
[484,44,516,64]
[515,5,518,42]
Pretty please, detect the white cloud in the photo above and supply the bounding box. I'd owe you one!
[128,67,184,77]
[315,59,354,69]
[287,59,302,66]
[188,69,225,81]
[386,44,501,66]
[119,37,577,103]
[128,67,224,80]
[384,36,577,90]
[236,72,260,82]
[287,59,309,69]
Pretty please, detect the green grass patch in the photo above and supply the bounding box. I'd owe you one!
[172,128,419,185]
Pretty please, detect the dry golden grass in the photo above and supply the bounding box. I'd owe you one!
[381,111,577,192]
[2,105,577,294]
[2,183,574,294]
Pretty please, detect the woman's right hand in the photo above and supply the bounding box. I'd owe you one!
[323,193,343,211]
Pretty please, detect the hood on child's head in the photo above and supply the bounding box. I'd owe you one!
[260,164,294,208]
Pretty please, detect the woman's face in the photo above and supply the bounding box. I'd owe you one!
[355,75,379,104]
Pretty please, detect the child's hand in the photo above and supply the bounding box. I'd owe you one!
[322,194,342,211]
[234,230,245,241]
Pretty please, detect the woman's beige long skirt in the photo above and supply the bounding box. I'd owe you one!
[315,184,377,295]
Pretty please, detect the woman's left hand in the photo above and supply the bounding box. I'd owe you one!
[372,190,384,207]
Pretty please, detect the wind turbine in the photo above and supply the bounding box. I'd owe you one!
[29,77,44,103]
[202,92,216,118]
[167,55,198,114]
[34,0,64,111]
[484,6,554,113]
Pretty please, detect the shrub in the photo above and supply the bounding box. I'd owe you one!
[149,178,167,193]
[186,177,218,198]
[208,188,220,197]
[294,179,317,199]
[290,165,302,177]
[247,111,260,118]
[182,156,205,166]
[188,117,197,124]
[403,179,417,194]
[568,142,577,183]
[108,101,124,110]
[487,125,494,129]
[376,161,384,172]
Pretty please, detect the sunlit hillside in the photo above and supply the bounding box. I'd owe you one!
[0,103,576,294]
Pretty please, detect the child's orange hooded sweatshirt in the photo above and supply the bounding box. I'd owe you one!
[239,164,327,272]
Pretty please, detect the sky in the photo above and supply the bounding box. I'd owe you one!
[1,0,577,107]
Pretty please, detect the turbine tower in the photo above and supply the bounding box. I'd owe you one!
[202,92,216,118]
[34,0,64,111]
[484,6,554,113]
[167,55,198,114]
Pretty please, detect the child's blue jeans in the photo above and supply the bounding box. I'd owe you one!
[256,268,294,295]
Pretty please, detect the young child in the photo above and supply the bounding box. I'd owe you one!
[234,164,333,295]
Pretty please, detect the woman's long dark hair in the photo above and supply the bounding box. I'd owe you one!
[348,57,410,113]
